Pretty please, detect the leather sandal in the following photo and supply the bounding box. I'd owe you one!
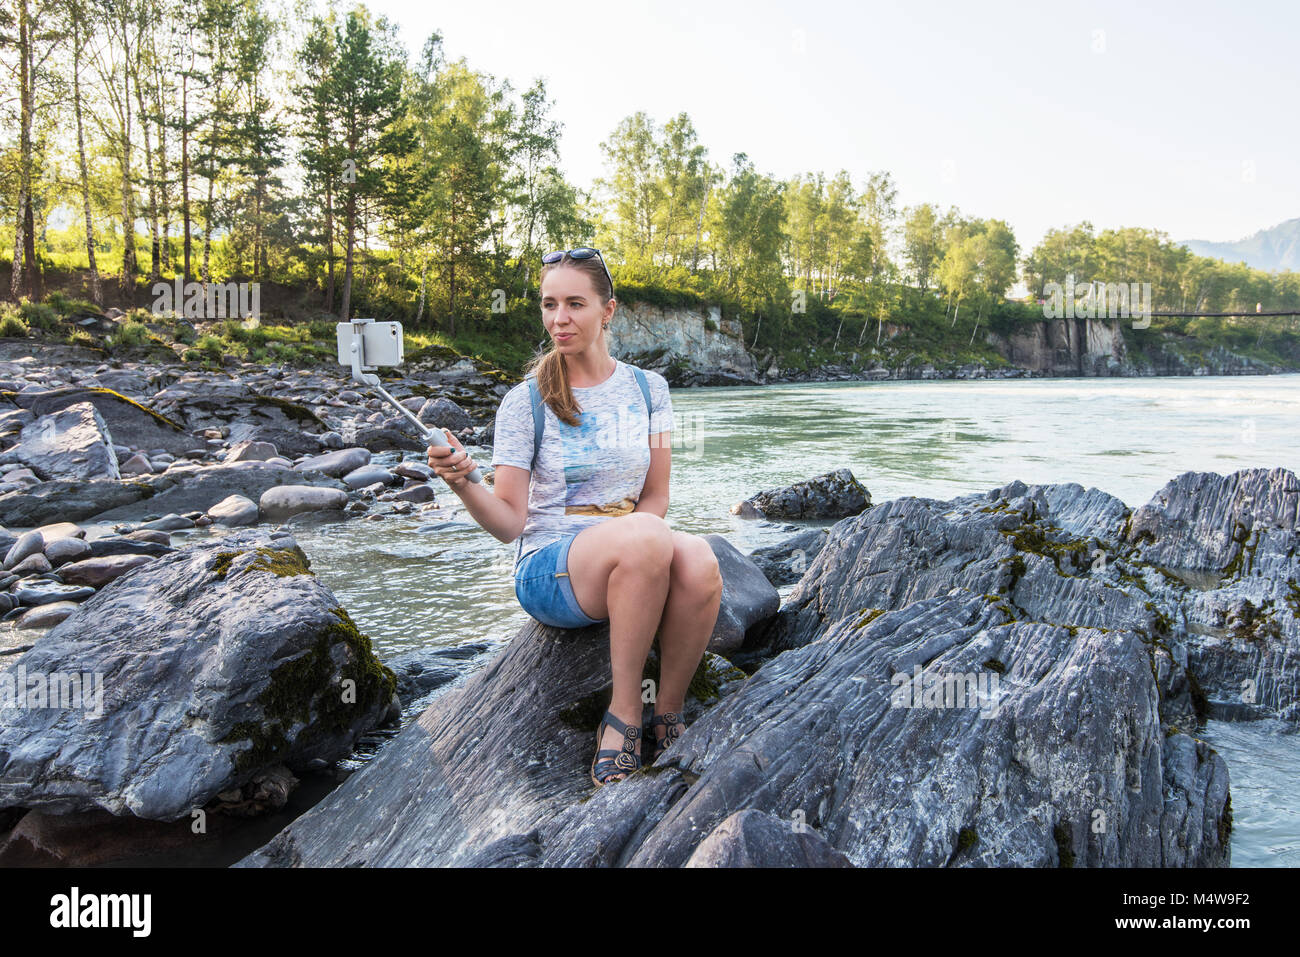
[649,710,686,762]
[591,709,642,787]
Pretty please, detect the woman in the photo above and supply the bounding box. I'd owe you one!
[426,248,723,787]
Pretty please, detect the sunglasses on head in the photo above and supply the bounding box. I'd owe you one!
[541,247,614,299]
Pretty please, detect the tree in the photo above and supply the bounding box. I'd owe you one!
[328,5,404,321]
[902,202,941,296]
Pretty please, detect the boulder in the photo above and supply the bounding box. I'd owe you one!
[153,391,327,459]
[731,468,870,520]
[0,402,120,482]
[0,535,397,820]
[259,486,349,523]
[207,494,260,527]
[14,581,97,605]
[57,554,155,587]
[342,466,396,490]
[0,478,155,527]
[747,527,830,587]
[684,809,854,867]
[706,534,780,653]
[417,397,472,432]
[6,387,192,456]
[142,513,194,531]
[392,485,435,504]
[86,537,173,559]
[226,440,279,463]
[8,552,51,575]
[33,522,84,542]
[351,424,426,453]
[295,448,370,478]
[42,537,92,566]
[4,530,44,570]
[13,601,80,631]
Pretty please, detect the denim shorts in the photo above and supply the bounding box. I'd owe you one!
[514,532,609,629]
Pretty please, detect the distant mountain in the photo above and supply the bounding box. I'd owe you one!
[1181,218,1300,273]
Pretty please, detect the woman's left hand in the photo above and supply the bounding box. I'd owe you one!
[428,429,476,490]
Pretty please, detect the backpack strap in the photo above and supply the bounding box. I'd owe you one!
[524,372,544,472]
[631,365,652,424]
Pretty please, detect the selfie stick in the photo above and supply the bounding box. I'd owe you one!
[341,317,484,484]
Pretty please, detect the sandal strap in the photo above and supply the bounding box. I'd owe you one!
[601,709,640,738]
[594,753,641,773]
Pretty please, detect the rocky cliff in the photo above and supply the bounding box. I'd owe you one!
[610,301,1293,385]
[606,301,759,386]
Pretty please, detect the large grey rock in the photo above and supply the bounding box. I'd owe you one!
[0,535,397,820]
[8,552,51,575]
[4,530,44,570]
[239,587,1225,868]
[14,601,80,631]
[7,387,192,456]
[685,809,854,867]
[259,485,349,522]
[0,402,120,482]
[747,527,830,587]
[207,494,259,527]
[0,478,155,527]
[225,440,279,463]
[295,448,370,478]
[57,553,155,587]
[1124,468,1300,717]
[417,397,471,432]
[342,466,395,490]
[14,581,97,605]
[731,468,870,520]
[152,390,327,458]
[707,534,779,653]
[42,537,92,566]
[351,424,426,453]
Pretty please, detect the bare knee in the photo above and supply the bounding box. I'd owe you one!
[612,513,674,572]
[671,534,723,598]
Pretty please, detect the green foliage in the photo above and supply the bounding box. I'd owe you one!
[18,299,60,332]
[43,291,99,317]
[0,304,30,338]
[110,320,150,349]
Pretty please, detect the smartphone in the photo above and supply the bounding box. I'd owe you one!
[336,320,403,368]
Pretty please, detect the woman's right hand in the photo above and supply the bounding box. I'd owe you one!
[428,429,476,491]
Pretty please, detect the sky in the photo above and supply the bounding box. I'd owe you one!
[368,0,1298,254]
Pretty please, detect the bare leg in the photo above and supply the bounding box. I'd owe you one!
[652,532,723,751]
[567,513,674,781]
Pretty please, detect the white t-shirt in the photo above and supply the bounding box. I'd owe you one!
[490,359,673,573]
